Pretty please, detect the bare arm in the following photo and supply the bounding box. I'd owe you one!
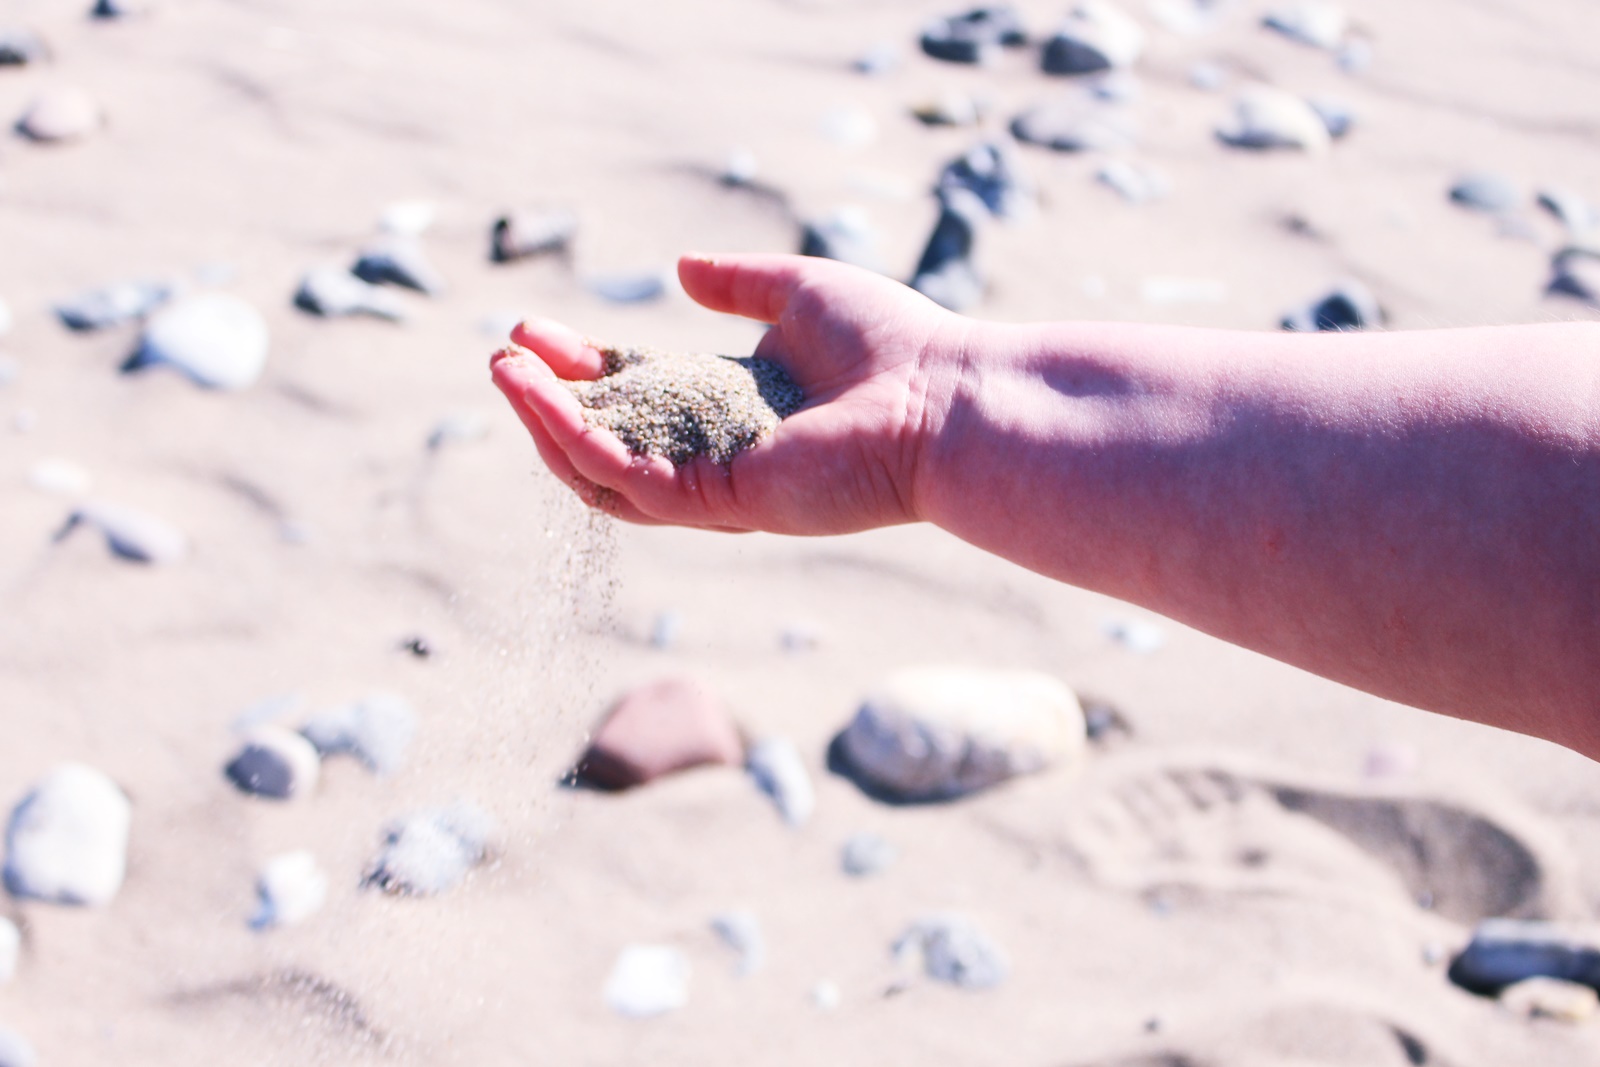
[492,254,1600,759]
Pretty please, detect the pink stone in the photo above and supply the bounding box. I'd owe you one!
[576,677,743,789]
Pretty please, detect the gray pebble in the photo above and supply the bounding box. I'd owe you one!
[1309,96,1355,139]
[1537,188,1600,236]
[649,610,684,649]
[0,917,17,984]
[1450,172,1521,214]
[490,208,577,263]
[852,41,902,76]
[364,802,493,896]
[4,763,130,907]
[919,7,1028,65]
[301,693,417,776]
[1040,1,1145,76]
[352,237,446,296]
[0,28,48,66]
[746,737,815,828]
[711,910,765,976]
[1011,101,1135,152]
[128,292,269,389]
[911,188,987,313]
[1096,159,1169,203]
[426,411,490,451]
[1336,37,1374,73]
[1449,919,1600,995]
[294,266,409,321]
[1187,61,1225,91]
[55,279,175,331]
[0,1028,35,1067]
[16,87,101,143]
[937,141,1035,221]
[1262,1,1348,49]
[1088,70,1141,103]
[92,0,143,17]
[58,500,188,564]
[1280,279,1383,331]
[1216,88,1330,152]
[1548,248,1600,305]
[895,915,1009,989]
[841,831,897,877]
[224,726,320,800]
[800,207,886,273]
[588,271,669,304]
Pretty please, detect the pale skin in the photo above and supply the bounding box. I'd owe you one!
[491,253,1600,761]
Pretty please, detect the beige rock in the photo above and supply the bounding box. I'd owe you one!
[1501,977,1599,1022]
[1217,86,1330,153]
[17,87,101,143]
[576,677,744,790]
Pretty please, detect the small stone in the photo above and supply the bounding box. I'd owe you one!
[819,107,877,149]
[834,666,1086,802]
[649,610,684,649]
[711,910,765,976]
[0,917,18,984]
[721,147,759,187]
[800,207,886,273]
[1549,248,1600,305]
[780,621,822,652]
[1088,70,1141,103]
[490,208,577,263]
[352,237,445,296]
[55,279,175,331]
[27,458,91,497]
[224,726,321,801]
[426,411,490,450]
[1101,616,1167,651]
[1263,1,1348,49]
[398,635,432,658]
[895,915,1008,989]
[1280,279,1384,331]
[1538,188,1600,236]
[364,802,494,896]
[912,90,987,127]
[911,188,987,312]
[853,41,901,76]
[1450,172,1521,214]
[574,677,744,790]
[841,831,897,877]
[294,266,409,321]
[251,851,328,929]
[91,0,145,17]
[1217,87,1330,152]
[0,358,16,388]
[0,28,48,66]
[1448,919,1600,996]
[58,501,188,564]
[1095,159,1169,204]
[16,87,101,143]
[378,199,436,236]
[1501,977,1598,1022]
[3,763,130,907]
[937,141,1036,220]
[1040,1,1145,76]
[746,737,815,828]
[300,693,418,776]
[919,7,1028,65]
[588,271,669,304]
[1309,96,1356,139]
[1011,100,1136,152]
[811,980,842,1010]
[129,292,269,389]
[1081,696,1133,744]
[605,945,691,1018]
[0,1028,34,1067]
[1188,60,1225,91]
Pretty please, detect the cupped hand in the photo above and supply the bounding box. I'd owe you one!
[490,253,967,534]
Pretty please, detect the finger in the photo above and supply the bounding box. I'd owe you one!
[678,253,822,325]
[508,317,607,380]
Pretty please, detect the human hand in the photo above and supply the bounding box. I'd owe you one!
[490,253,968,534]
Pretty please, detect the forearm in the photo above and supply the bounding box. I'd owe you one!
[917,320,1600,755]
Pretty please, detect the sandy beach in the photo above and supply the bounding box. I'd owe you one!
[3,0,1600,1063]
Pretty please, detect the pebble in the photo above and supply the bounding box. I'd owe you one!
[1549,249,1600,305]
[1500,977,1599,1022]
[649,609,683,649]
[1187,60,1226,91]
[818,107,878,149]
[1096,159,1169,204]
[1537,188,1600,236]
[1216,87,1330,153]
[1101,616,1167,652]
[352,236,446,296]
[1450,172,1521,214]
[746,737,815,828]
[1337,37,1374,73]
[55,279,175,331]
[1309,96,1356,139]
[711,910,765,976]
[841,831,897,877]
[1011,100,1136,152]
[490,208,577,263]
[1040,1,1145,76]
[1448,919,1600,995]
[919,6,1028,65]
[721,147,759,186]
[588,271,671,304]
[800,207,886,273]
[1280,279,1384,331]
[426,410,490,451]
[300,693,417,776]
[811,980,842,1010]
[378,199,436,236]
[16,87,102,143]
[129,292,269,389]
[780,621,822,652]
[0,917,17,984]
[27,458,92,497]
[1082,697,1133,744]
[251,851,328,929]
[59,501,188,564]
[224,726,320,801]
[0,28,48,66]
[911,187,987,313]
[3,763,131,907]
[912,90,987,127]
[1263,1,1349,49]
[605,946,690,1018]
[937,141,1036,221]
[364,802,494,896]
[575,676,744,790]
[0,1029,34,1067]
[895,915,1009,989]
[1088,70,1141,103]
[853,41,902,76]
[835,666,1086,802]
[92,0,144,16]
[294,265,409,321]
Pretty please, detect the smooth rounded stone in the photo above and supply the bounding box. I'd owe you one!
[911,188,987,313]
[1537,188,1600,236]
[1450,172,1521,214]
[1216,87,1330,153]
[129,292,268,389]
[251,851,328,929]
[0,917,18,984]
[364,802,494,896]
[836,666,1086,802]
[294,266,408,322]
[1096,159,1169,203]
[711,910,765,976]
[604,945,691,1018]
[300,693,417,776]
[1101,616,1167,652]
[1262,1,1348,49]
[575,677,744,790]
[912,89,988,128]
[649,609,684,649]
[92,0,148,17]
[818,107,878,149]
[895,915,1009,989]
[225,726,320,800]
[0,1028,34,1067]
[1309,96,1356,139]
[16,87,101,143]
[746,737,815,828]
[55,279,176,331]
[1549,248,1600,305]
[721,147,759,186]
[919,6,1028,65]
[1448,919,1600,995]
[490,208,577,263]
[27,458,92,497]
[1336,36,1373,72]
[1040,1,1145,76]
[1281,279,1384,331]
[811,980,842,1010]
[1088,70,1141,103]
[852,41,902,76]
[587,271,670,304]
[841,831,897,877]
[1011,100,1136,152]
[426,410,490,451]
[1500,977,1599,1022]
[378,199,436,236]
[937,141,1036,221]
[351,237,445,296]
[4,764,130,907]
[59,501,188,564]
[1187,60,1225,91]
[800,206,886,273]
[0,28,49,66]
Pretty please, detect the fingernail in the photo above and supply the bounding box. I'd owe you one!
[682,252,716,266]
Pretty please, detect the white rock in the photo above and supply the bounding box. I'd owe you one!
[224,726,320,800]
[3,763,130,907]
[55,279,175,331]
[1217,87,1330,153]
[294,266,409,321]
[1096,159,1169,204]
[378,199,436,236]
[490,208,577,262]
[819,107,878,149]
[0,917,18,984]
[1011,101,1136,153]
[604,945,691,1018]
[746,737,815,828]
[1263,2,1349,49]
[27,458,91,498]
[710,910,765,976]
[837,667,1086,801]
[0,1027,34,1067]
[810,980,841,1010]
[60,501,187,564]
[722,147,759,186]
[1040,1,1145,75]
[895,914,1009,989]
[1101,616,1167,652]
[301,693,417,776]
[587,271,669,304]
[251,851,328,929]
[365,802,493,896]
[1501,976,1599,1022]
[133,293,269,389]
[17,87,101,143]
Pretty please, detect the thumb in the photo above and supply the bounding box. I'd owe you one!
[677,252,817,324]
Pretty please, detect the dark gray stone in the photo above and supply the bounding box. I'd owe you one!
[1448,919,1600,996]
[919,7,1027,65]
[352,237,445,296]
[910,189,986,312]
[800,208,885,273]
[1281,280,1384,331]
[1548,248,1600,305]
[294,266,408,321]
[1450,172,1521,214]
[0,28,47,67]
[937,141,1035,220]
[491,209,577,263]
[1040,2,1145,75]
[224,727,320,800]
